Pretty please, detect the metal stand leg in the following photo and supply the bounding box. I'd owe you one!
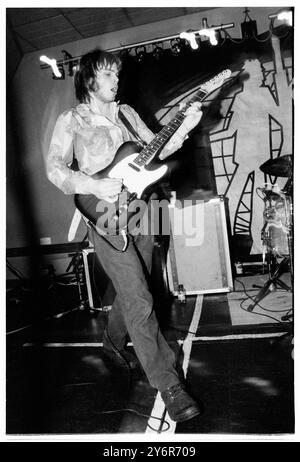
[66,251,87,310]
[247,256,291,312]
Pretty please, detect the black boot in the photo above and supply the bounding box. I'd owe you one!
[161,383,201,422]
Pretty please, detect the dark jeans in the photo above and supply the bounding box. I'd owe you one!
[89,227,180,392]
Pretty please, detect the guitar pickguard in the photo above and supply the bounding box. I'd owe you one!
[108,153,168,198]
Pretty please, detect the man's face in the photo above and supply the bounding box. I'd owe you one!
[92,63,119,104]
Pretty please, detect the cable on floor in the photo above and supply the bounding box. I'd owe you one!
[235,278,292,324]
[95,407,171,432]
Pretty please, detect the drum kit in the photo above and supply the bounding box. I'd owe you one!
[247,154,293,316]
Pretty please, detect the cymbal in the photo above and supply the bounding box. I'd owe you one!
[260,155,293,177]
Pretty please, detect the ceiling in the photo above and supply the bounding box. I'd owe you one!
[7,7,216,55]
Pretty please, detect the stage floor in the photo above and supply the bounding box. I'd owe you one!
[6,272,294,437]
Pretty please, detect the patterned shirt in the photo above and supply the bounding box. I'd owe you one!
[46,101,185,195]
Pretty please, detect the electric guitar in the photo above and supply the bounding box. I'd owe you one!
[74,69,232,235]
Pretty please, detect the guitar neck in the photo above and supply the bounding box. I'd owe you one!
[133,87,208,168]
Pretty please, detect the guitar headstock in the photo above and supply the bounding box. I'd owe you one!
[201,69,232,94]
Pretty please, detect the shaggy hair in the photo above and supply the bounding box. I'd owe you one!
[74,48,122,103]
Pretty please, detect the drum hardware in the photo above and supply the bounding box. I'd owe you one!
[282,177,293,198]
[247,255,291,312]
[259,154,293,178]
[248,180,293,315]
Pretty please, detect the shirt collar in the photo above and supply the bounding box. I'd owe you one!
[75,101,120,127]
[77,101,119,116]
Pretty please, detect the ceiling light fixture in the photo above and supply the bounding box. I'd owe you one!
[152,44,164,60]
[273,10,293,26]
[135,46,147,63]
[199,28,218,46]
[179,31,199,50]
[170,38,185,56]
[40,55,63,78]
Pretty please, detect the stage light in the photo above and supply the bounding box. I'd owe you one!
[52,64,65,80]
[180,31,199,50]
[40,55,63,78]
[198,18,219,46]
[135,46,147,63]
[199,29,218,46]
[70,60,79,77]
[152,44,164,60]
[170,38,185,56]
[277,11,293,26]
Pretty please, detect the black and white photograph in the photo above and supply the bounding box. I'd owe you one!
[3,2,297,444]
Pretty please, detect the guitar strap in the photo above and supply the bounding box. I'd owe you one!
[118,110,147,148]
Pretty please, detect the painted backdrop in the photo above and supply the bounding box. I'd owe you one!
[118,25,293,257]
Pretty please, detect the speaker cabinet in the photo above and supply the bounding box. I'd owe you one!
[82,248,115,310]
[166,196,233,296]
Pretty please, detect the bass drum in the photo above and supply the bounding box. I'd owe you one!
[262,187,292,257]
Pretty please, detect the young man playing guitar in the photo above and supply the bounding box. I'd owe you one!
[46,48,203,422]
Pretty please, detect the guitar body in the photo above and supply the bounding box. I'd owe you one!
[74,141,168,234]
